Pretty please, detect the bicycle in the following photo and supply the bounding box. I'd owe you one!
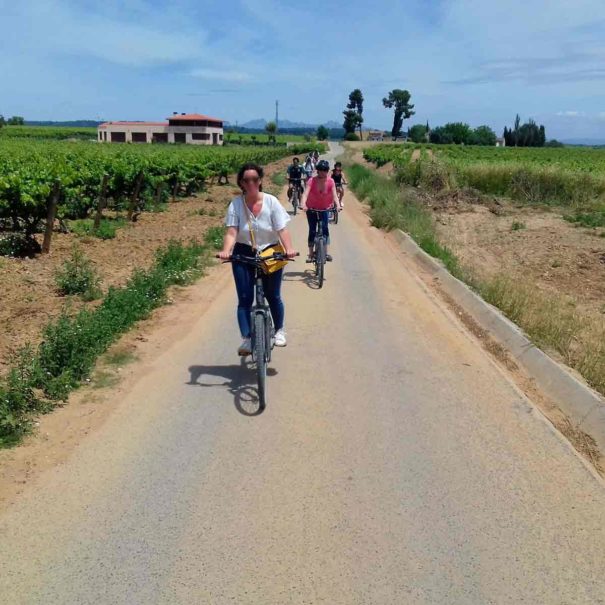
[288,179,303,215]
[217,251,297,409]
[330,201,340,225]
[306,209,330,289]
[332,181,346,225]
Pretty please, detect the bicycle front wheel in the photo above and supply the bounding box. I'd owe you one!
[254,313,267,409]
[315,238,325,289]
[292,191,298,215]
[333,206,339,224]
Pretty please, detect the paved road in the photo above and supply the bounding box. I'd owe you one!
[1,143,604,604]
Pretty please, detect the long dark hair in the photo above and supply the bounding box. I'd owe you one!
[237,162,264,192]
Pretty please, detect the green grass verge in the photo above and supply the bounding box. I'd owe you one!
[0,225,225,447]
[347,164,462,278]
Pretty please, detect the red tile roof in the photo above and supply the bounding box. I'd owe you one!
[99,121,168,127]
[166,113,223,122]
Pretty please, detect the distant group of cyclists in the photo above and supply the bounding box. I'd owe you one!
[219,149,346,355]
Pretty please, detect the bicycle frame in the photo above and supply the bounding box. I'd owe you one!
[306,209,329,287]
[251,262,274,363]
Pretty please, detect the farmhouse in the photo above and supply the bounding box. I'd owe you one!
[98,113,224,145]
[495,137,506,147]
[367,130,384,141]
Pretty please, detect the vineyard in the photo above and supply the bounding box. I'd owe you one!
[363,144,605,207]
[224,132,311,145]
[0,139,319,254]
[0,126,97,141]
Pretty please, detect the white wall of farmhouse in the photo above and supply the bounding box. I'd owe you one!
[98,121,224,145]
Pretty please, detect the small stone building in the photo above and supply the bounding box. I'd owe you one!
[367,130,384,142]
[98,113,224,145]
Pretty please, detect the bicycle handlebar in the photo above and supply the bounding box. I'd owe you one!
[216,252,300,264]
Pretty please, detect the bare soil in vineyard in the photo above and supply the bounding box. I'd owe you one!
[0,155,293,374]
[430,193,605,318]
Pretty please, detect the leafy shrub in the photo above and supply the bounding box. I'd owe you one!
[344,133,359,141]
[54,247,102,300]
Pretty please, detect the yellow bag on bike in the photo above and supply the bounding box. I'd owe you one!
[260,244,288,274]
[242,200,288,274]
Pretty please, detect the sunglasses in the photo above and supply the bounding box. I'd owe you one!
[241,176,260,184]
[317,169,328,173]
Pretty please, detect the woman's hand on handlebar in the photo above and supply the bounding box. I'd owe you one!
[285,248,298,259]
[218,250,232,261]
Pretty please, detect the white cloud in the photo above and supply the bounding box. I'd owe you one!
[556,111,584,117]
[3,0,208,66]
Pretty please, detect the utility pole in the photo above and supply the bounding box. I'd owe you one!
[275,100,279,132]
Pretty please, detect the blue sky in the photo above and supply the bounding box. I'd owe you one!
[2,0,605,139]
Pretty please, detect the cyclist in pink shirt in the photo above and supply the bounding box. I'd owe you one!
[301,159,342,262]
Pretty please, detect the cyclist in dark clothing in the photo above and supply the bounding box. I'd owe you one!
[286,157,305,203]
[331,162,347,208]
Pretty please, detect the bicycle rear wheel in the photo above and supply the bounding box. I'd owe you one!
[254,313,267,409]
[315,237,325,289]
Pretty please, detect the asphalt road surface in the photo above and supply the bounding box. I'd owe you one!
[1,143,604,604]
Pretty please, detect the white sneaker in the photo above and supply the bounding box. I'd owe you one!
[238,338,252,356]
[274,329,287,347]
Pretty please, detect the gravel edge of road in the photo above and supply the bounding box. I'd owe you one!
[393,228,605,460]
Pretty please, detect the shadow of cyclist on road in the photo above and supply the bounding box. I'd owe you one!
[282,269,321,289]
[187,357,277,416]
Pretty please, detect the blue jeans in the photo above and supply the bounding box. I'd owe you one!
[232,243,285,338]
[306,210,330,247]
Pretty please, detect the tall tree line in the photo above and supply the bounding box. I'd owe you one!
[503,114,546,147]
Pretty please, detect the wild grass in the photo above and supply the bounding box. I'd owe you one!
[69,217,127,239]
[271,172,286,187]
[564,207,605,228]
[395,156,605,210]
[477,277,605,395]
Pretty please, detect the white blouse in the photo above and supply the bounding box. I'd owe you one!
[225,194,290,250]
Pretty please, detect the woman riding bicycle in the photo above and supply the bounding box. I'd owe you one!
[331,162,347,208]
[219,163,296,355]
[301,159,342,263]
[303,155,314,186]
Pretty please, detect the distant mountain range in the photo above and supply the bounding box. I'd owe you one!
[228,119,342,130]
[561,138,605,146]
[25,120,102,127]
